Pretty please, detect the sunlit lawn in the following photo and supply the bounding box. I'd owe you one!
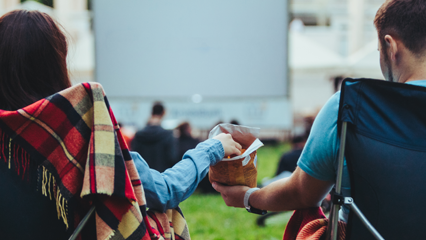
[180,142,293,240]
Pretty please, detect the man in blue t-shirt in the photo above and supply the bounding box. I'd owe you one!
[212,0,426,221]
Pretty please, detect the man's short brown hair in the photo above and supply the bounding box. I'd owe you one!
[375,0,426,57]
[152,101,165,116]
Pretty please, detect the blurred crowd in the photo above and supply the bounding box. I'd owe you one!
[119,102,244,194]
[120,101,318,196]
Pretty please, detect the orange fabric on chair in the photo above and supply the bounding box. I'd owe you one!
[283,207,346,240]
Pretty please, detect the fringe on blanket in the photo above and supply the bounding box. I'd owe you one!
[39,165,69,229]
[0,83,193,240]
[1,131,31,181]
[0,131,70,229]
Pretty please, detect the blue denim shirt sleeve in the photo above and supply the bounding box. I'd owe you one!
[130,138,224,212]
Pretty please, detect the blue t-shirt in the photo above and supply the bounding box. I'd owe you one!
[297,80,426,220]
[131,139,224,212]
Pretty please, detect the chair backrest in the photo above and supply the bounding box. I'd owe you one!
[338,78,426,240]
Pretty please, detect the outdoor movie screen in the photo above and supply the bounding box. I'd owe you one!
[93,0,288,98]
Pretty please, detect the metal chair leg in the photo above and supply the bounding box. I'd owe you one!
[68,206,96,240]
[326,122,348,240]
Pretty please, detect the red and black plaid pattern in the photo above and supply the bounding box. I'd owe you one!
[0,83,150,240]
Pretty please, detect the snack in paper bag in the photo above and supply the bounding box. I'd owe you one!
[208,123,263,188]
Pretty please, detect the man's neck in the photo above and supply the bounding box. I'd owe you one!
[148,116,162,126]
[402,71,426,83]
[397,54,426,83]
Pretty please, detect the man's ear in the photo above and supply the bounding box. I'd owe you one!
[384,35,398,61]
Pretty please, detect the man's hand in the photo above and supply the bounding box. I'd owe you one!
[212,182,250,208]
[213,133,242,157]
[212,167,334,212]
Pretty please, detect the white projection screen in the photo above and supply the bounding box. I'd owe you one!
[93,0,289,98]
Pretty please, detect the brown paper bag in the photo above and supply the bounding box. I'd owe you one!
[208,123,263,187]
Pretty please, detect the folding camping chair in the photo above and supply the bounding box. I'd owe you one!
[327,78,426,240]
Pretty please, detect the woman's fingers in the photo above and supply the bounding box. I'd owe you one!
[213,133,242,157]
[235,142,242,151]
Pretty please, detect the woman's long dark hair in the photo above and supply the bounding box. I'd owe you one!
[0,10,71,110]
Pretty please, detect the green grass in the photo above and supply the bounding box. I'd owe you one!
[180,143,292,240]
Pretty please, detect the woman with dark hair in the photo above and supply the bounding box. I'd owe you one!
[176,122,200,161]
[0,9,75,239]
[0,10,71,111]
[0,9,241,239]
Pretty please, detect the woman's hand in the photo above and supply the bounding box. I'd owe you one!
[213,133,242,157]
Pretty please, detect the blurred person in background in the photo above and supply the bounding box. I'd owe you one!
[332,76,345,93]
[275,135,306,176]
[275,115,313,177]
[0,9,243,239]
[258,137,305,189]
[176,122,200,162]
[261,115,314,187]
[213,0,426,227]
[131,101,178,172]
[230,119,240,125]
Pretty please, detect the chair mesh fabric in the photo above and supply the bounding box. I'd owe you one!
[339,78,426,240]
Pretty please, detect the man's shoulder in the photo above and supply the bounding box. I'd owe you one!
[320,91,340,118]
[296,92,342,182]
[138,124,166,133]
[133,125,172,140]
[330,91,341,104]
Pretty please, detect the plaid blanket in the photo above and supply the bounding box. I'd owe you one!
[283,207,345,240]
[0,82,189,240]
